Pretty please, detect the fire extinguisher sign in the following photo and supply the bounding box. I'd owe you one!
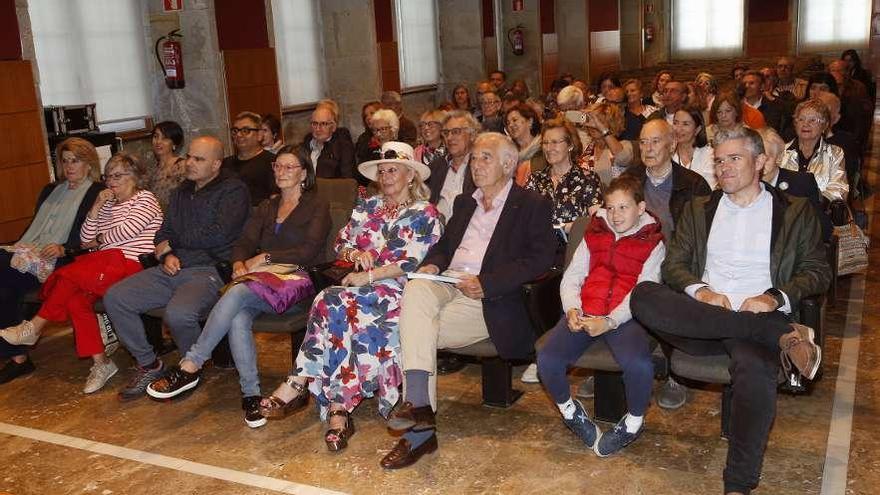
[164,0,182,12]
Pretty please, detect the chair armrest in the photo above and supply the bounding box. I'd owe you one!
[521,268,563,337]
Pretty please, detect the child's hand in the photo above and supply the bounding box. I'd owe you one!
[581,316,611,337]
[566,308,584,332]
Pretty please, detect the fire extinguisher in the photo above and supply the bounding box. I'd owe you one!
[155,29,185,89]
[644,23,655,43]
[508,25,524,56]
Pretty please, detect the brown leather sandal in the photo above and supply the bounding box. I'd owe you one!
[260,377,308,420]
[324,409,355,452]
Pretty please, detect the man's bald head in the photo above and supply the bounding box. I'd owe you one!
[639,119,676,170]
[186,136,225,188]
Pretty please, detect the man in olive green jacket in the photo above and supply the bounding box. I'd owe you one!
[631,126,830,495]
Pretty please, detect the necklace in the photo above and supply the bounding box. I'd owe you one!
[377,197,413,218]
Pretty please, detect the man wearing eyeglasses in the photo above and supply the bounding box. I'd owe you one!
[775,57,807,101]
[300,101,355,180]
[221,111,276,206]
[427,110,480,223]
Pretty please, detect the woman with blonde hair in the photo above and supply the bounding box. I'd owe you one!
[580,102,634,186]
[260,141,442,452]
[414,109,448,166]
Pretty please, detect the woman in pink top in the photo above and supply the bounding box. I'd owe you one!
[0,153,163,394]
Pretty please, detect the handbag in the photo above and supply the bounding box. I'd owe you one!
[834,222,869,276]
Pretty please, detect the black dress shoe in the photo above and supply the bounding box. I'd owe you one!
[387,401,436,431]
[380,434,438,469]
[0,358,35,384]
[436,355,466,375]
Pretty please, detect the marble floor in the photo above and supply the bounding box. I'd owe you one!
[1,138,878,495]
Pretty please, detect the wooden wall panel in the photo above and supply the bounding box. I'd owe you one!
[0,61,50,243]
[214,0,269,50]
[378,41,401,91]
[222,48,281,126]
[0,0,21,61]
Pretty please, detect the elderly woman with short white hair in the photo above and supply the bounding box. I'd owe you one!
[260,141,443,452]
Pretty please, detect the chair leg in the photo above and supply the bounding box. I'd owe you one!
[289,330,305,364]
[211,335,234,368]
[594,369,627,423]
[480,357,523,408]
[721,385,733,439]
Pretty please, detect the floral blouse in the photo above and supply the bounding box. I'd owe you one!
[334,196,443,286]
[148,157,187,211]
[526,165,602,228]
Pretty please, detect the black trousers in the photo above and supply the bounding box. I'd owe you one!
[0,250,41,357]
[631,281,791,494]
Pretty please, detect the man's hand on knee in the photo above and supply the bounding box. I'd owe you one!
[739,294,777,313]
[417,264,440,275]
[456,275,484,300]
[161,254,181,276]
[695,287,732,310]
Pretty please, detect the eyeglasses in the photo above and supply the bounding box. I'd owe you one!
[373,126,393,134]
[541,139,568,147]
[272,162,304,173]
[105,172,131,181]
[377,166,403,177]
[310,121,335,128]
[230,127,260,136]
[418,121,441,129]
[441,127,471,137]
[795,116,825,126]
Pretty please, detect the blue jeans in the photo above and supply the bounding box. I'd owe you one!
[537,315,653,416]
[104,265,223,367]
[185,284,307,397]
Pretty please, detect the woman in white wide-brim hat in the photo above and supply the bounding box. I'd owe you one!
[260,141,443,452]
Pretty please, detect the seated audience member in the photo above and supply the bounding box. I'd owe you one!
[1,153,162,393]
[381,133,556,469]
[807,72,838,99]
[631,126,830,495]
[302,101,355,180]
[414,109,448,167]
[816,92,862,194]
[451,84,475,113]
[581,103,634,185]
[146,145,330,427]
[222,111,276,205]
[473,80,495,120]
[355,101,383,165]
[694,72,719,112]
[643,70,673,107]
[605,86,640,141]
[479,91,505,133]
[149,121,187,211]
[624,78,657,120]
[672,108,717,189]
[731,62,749,83]
[557,85,586,112]
[0,137,103,384]
[509,79,530,99]
[544,78,570,119]
[742,70,789,136]
[360,108,402,178]
[103,136,250,401]
[489,70,507,93]
[537,175,664,456]
[841,49,875,101]
[528,116,603,236]
[647,81,688,124]
[595,72,622,103]
[382,91,418,146]
[506,103,544,186]
[260,142,442,451]
[828,60,872,151]
[502,92,525,114]
[758,127,831,241]
[779,98,848,203]
[259,113,284,154]
[428,110,479,222]
[707,91,766,143]
[776,56,808,100]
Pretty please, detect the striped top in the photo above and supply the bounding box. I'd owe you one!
[80,190,164,260]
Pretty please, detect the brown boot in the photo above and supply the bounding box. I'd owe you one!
[779,323,821,380]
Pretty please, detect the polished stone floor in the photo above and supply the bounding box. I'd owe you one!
[1,137,878,495]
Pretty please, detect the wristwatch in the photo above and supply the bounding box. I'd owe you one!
[601,129,612,137]
[264,253,272,265]
[763,288,786,310]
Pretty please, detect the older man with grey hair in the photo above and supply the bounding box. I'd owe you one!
[381,90,418,146]
[428,110,482,221]
[380,132,557,469]
[631,126,830,495]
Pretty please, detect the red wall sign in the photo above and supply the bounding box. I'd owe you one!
[164,0,182,12]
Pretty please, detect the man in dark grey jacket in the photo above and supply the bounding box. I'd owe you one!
[104,136,250,401]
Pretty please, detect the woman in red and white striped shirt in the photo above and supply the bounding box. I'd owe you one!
[0,153,162,393]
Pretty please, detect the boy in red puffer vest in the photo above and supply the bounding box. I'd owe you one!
[537,175,665,457]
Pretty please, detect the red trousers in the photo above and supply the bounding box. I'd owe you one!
[37,250,141,358]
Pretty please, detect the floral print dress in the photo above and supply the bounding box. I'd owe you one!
[526,165,603,228]
[295,196,442,419]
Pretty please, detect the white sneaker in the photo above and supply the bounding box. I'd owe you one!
[83,360,119,394]
[0,320,41,346]
[520,363,539,384]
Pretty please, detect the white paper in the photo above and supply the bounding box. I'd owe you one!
[407,272,462,284]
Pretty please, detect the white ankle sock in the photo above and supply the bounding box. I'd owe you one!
[558,398,577,420]
[624,413,643,433]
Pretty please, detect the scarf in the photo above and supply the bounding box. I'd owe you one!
[18,179,94,247]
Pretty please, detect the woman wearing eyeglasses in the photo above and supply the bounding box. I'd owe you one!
[414,109,448,167]
[259,141,442,452]
[222,111,277,206]
[1,153,162,393]
[0,137,103,385]
[146,144,330,427]
[779,98,848,202]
